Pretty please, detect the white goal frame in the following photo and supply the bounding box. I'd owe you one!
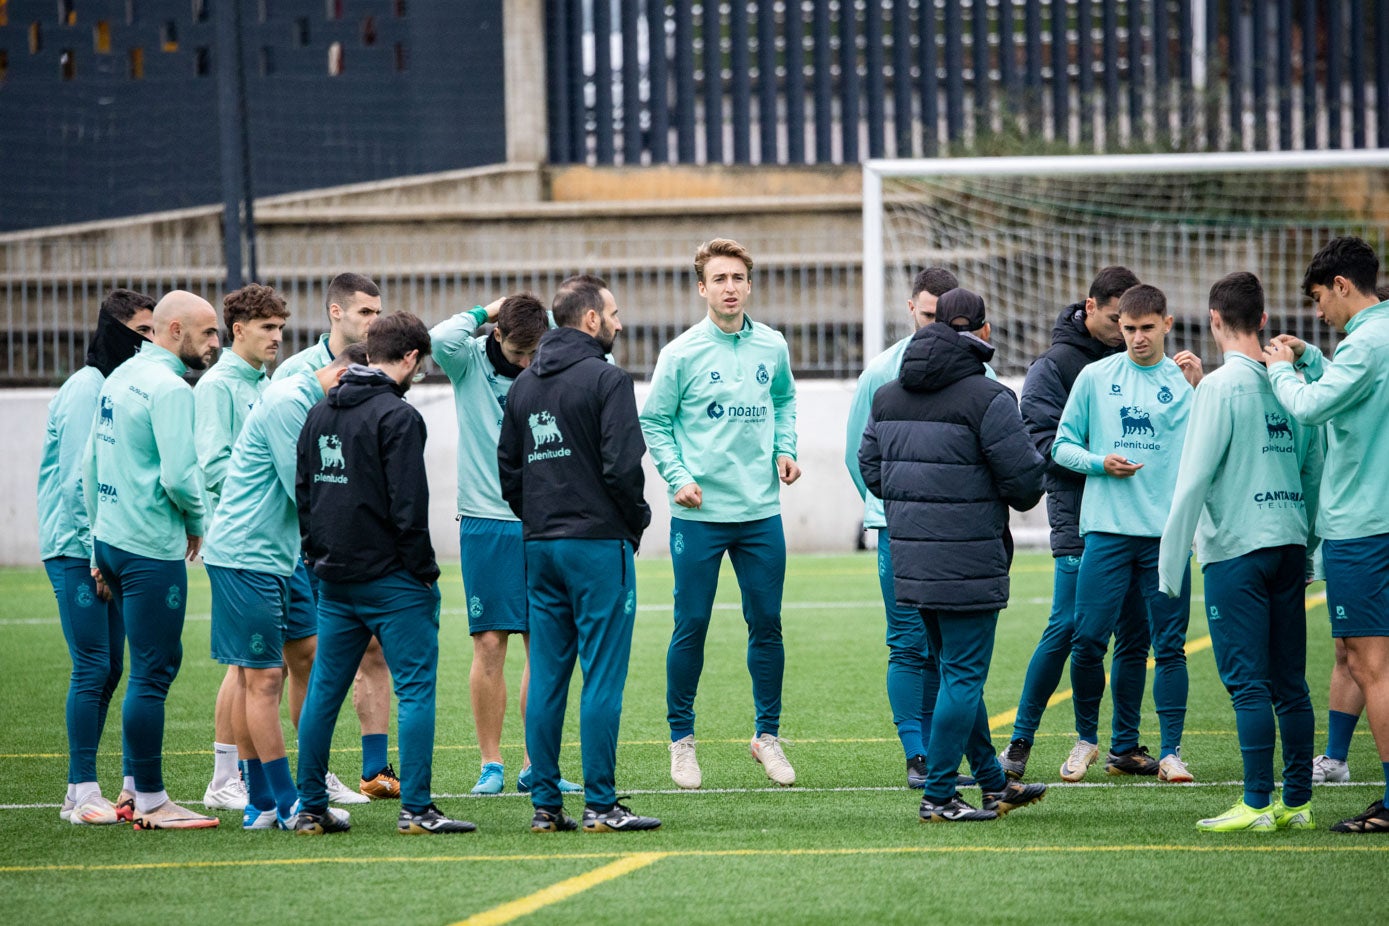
[862,149,1389,362]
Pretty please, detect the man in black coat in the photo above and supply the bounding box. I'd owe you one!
[859,288,1048,822]
[294,312,475,836]
[497,277,658,834]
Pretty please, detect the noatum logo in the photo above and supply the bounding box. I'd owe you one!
[706,400,725,419]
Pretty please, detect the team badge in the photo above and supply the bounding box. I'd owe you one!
[165,585,183,610]
[249,633,266,655]
[756,363,769,385]
[469,596,484,619]
[75,584,95,608]
[706,400,725,420]
[1157,385,1174,405]
[672,532,685,555]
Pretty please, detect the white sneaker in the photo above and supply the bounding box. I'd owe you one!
[203,777,249,810]
[71,793,120,825]
[59,796,75,823]
[750,733,796,786]
[1158,752,1194,783]
[1059,739,1100,782]
[325,770,370,805]
[1311,754,1350,783]
[670,735,702,789]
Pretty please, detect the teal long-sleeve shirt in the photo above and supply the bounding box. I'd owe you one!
[202,371,325,577]
[1269,300,1389,541]
[84,342,206,560]
[430,308,519,521]
[640,315,797,523]
[1052,351,1192,538]
[273,333,333,382]
[845,335,997,529]
[37,366,105,560]
[1158,352,1323,597]
[194,348,269,513]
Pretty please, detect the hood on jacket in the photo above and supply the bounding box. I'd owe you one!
[531,326,606,377]
[1051,302,1114,361]
[328,363,403,408]
[85,309,150,377]
[898,322,995,393]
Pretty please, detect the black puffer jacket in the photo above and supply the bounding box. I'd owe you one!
[858,323,1046,612]
[1019,303,1122,558]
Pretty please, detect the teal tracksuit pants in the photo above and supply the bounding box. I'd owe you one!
[667,515,786,740]
[524,538,637,813]
[93,540,186,794]
[296,570,440,814]
[45,556,125,785]
[919,608,1010,803]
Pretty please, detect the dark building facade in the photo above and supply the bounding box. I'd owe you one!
[0,0,506,232]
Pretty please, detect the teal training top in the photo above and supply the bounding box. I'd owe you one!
[430,308,518,521]
[272,333,333,382]
[202,371,325,577]
[640,316,798,523]
[1158,352,1323,596]
[845,334,997,529]
[1269,300,1389,541]
[194,348,269,513]
[1052,351,1192,538]
[37,366,105,560]
[84,342,206,560]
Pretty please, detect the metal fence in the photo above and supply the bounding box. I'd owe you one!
[548,0,1389,166]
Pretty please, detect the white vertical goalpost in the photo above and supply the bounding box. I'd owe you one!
[862,149,1389,369]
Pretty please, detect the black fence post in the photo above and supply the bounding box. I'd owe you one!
[731,0,752,162]
[946,0,965,145]
[621,0,643,163]
[1025,0,1043,133]
[649,1,670,163]
[1052,0,1069,143]
[545,0,571,162]
[1379,0,1389,148]
[1078,0,1095,146]
[1327,0,1343,148]
[704,1,724,163]
[1252,0,1268,150]
[786,1,807,162]
[1303,0,1318,149]
[1102,0,1120,138]
[892,0,913,156]
[972,0,990,139]
[839,0,860,162]
[1278,0,1293,150]
[1350,0,1366,147]
[866,0,886,158]
[813,0,833,162]
[593,0,615,163]
[675,0,696,162]
[758,0,779,162]
[1127,0,1144,145]
[1154,0,1171,148]
[918,0,940,156]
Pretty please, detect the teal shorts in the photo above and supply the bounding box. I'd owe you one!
[284,559,318,641]
[1324,533,1389,638]
[208,564,290,668]
[459,516,527,635]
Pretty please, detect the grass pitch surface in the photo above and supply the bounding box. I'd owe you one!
[1,552,1385,925]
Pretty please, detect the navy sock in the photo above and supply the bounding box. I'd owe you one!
[243,759,274,812]
[262,756,298,817]
[1244,790,1272,810]
[1382,762,1389,807]
[362,734,389,779]
[1326,710,1359,762]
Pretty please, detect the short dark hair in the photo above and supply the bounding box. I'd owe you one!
[1208,272,1264,334]
[496,292,548,349]
[365,311,430,363]
[326,342,369,370]
[101,288,156,322]
[910,267,959,299]
[223,283,289,338]
[1377,282,1389,302]
[1302,236,1379,298]
[552,280,607,328]
[1089,266,1141,305]
[558,273,608,291]
[325,272,381,311]
[1118,283,1167,318]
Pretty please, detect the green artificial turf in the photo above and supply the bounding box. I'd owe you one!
[1,553,1385,925]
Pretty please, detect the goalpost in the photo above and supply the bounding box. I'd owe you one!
[863,150,1389,375]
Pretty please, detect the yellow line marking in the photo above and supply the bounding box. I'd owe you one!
[453,852,668,926]
[5,843,1386,876]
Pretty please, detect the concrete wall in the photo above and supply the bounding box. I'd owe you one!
[0,379,1047,567]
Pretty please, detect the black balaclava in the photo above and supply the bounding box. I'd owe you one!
[85,309,150,377]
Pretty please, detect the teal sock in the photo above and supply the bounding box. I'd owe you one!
[262,757,298,817]
[1326,710,1359,762]
[1382,762,1389,806]
[243,759,274,812]
[363,734,389,779]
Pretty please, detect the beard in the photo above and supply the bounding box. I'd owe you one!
[596,323,618,353]
[181,338,217,371]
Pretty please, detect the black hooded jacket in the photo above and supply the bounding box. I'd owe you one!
[1019,303,1123,557]
[296,364,439,586]
[86,309,149,377]
[858,323,1046,612]
[497,326,650,545]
